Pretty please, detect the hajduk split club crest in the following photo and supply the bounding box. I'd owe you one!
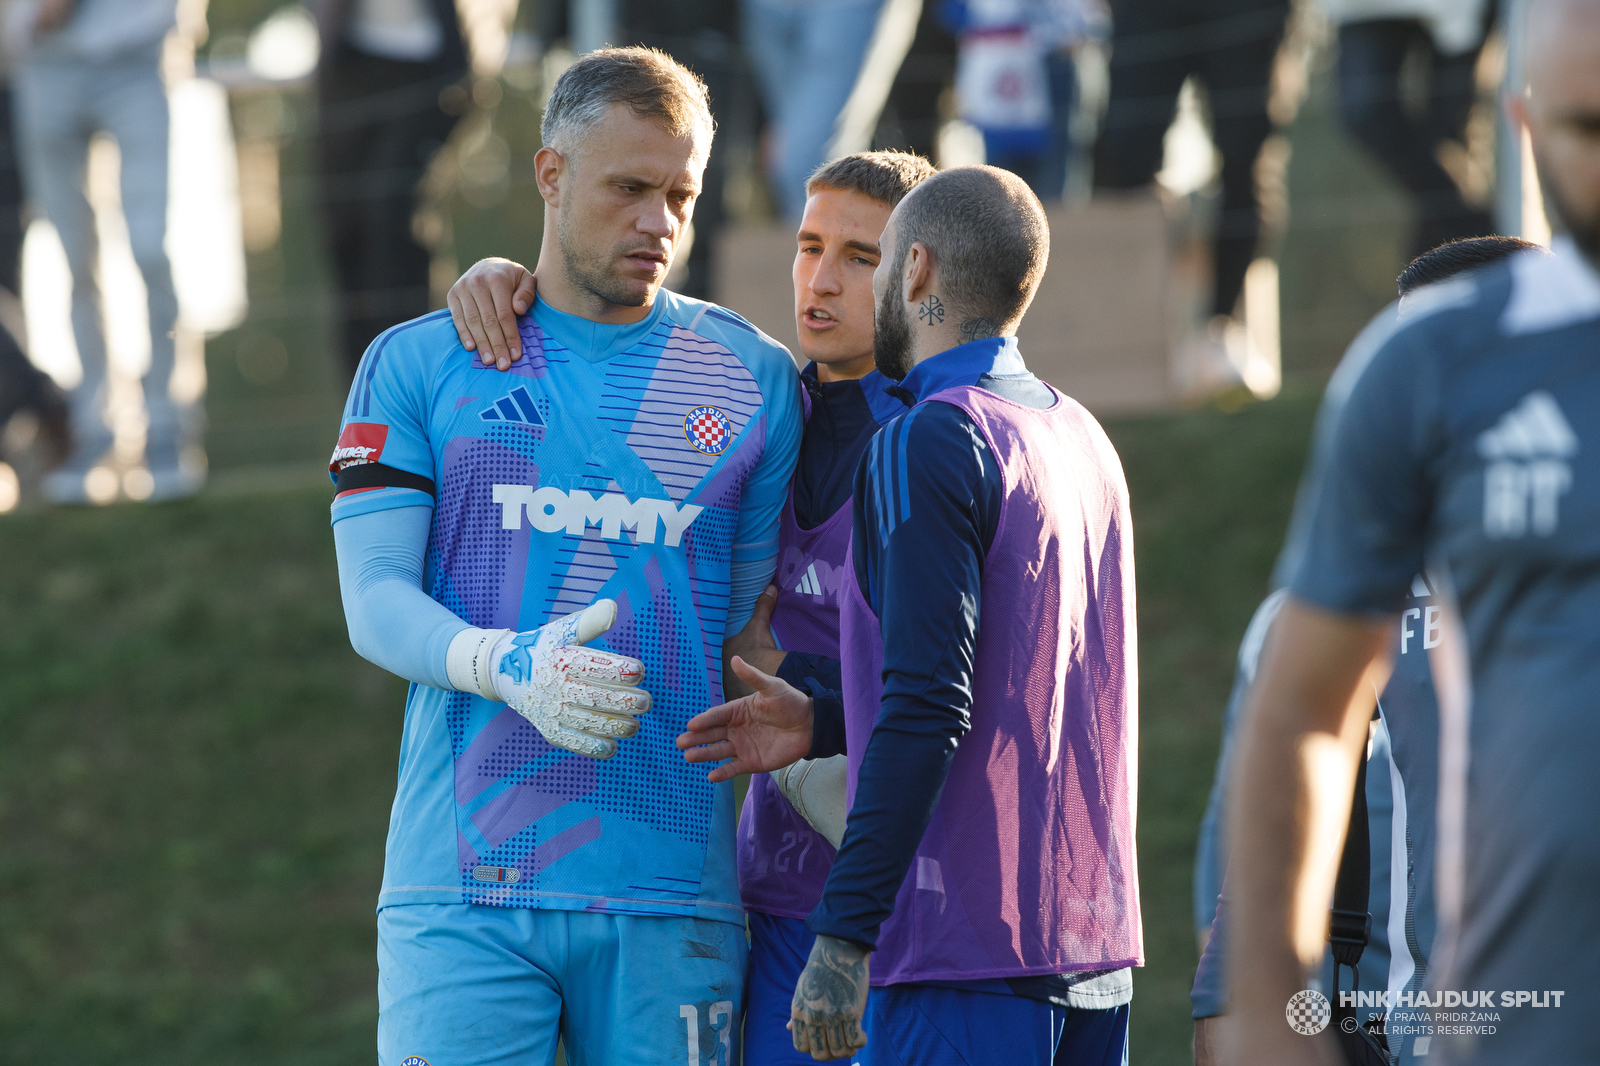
[684,406,733,456]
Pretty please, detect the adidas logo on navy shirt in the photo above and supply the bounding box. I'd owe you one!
[1477,391,1578,538]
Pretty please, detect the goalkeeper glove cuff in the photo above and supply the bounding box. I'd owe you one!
[446,626,514,700]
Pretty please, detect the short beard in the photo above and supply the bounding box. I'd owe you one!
[556,209,658,308]
[873,244,916,380]
[873,290,915,381]
[1534,148,1600,261]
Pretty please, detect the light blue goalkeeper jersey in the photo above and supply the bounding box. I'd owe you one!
[329,292,801,925]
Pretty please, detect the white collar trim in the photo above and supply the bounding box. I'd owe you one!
[1501,237,1600,336]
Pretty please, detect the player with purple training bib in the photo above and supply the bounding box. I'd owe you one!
[724,153,932,1065]
[680,166,1141,1065]
[448,150,938,1063]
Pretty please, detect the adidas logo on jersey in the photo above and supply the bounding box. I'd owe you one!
[1476,391,1578,538]
[793,562,837,599]
[492,485,703,546]
[777,547,843,602]
[481,387,545,426]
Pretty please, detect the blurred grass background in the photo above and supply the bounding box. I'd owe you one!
[0,0,1445,1059]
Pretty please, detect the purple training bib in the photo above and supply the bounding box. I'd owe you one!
[736,489,851,915]
[736,489,850,917]
[839,384,1144,984]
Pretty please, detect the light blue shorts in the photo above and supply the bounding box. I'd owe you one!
[377,904,747,1066]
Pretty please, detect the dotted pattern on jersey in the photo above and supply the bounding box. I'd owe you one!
[680,515,734,682]
[422,315,780,911]
[440,587,717,910]
[480,419,544,450]
[429,436,539,632]
[462,733,602,905]
[598,324,763,503]
[595,585,716,842]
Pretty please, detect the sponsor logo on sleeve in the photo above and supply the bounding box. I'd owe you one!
[329,422,389,476]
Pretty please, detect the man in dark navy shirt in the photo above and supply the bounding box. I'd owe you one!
[1225,4,1600,1064]
[680,166,1140,1065]
[1188,236,1543,1066]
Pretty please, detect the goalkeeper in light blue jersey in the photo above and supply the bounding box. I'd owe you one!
[328,48,801,1066]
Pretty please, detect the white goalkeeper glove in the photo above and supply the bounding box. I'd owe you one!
[445,599,651,759]
[773,755,848,848]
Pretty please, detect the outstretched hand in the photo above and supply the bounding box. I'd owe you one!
[447,257,537,370]
[677,655,814,782]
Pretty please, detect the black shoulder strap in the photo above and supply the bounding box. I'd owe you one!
[1330,730,1372,973]
[1331,726,1394,1064]
[335,462,436,497]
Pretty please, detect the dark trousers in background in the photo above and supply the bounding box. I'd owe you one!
[629,33,735,301]
[1336,19,1493,259]
[317,46,464,383]
[874,4,957,161]
[1095,0,1290,319]
[0,80,64,442]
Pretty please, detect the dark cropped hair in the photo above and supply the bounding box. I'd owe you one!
[540,47,713,156]
[891,165,1049,333]
[806,151,937,208]
[1398,236,1543,295]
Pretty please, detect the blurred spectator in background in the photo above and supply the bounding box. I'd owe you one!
[0,7,68,467]
[742,0,888,219]
[9,0,192,501]
[0,333,67,463]
[314,0,468,382]
[1322,0,1496,258]
[945,0,1107,202]
[874,1,957,160]
[620,0,739,300]
[1094,0,1291,328]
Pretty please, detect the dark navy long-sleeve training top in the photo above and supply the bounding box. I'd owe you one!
[772,363,902,756]
[806,339,1129,1007]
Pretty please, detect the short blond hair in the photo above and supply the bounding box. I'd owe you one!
[541,47,714,155]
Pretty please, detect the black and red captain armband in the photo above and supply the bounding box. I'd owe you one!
[334,462,437,497]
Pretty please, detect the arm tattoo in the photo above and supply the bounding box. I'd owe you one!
[958,316,998,342]
[918,295,945,325]
[792,935,870,1035]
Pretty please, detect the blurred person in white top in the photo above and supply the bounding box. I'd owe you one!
[6,0,197,501]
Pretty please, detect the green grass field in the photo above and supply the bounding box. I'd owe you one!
[0,386,1317,1065]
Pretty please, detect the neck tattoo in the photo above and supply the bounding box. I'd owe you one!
[918,295,945,325]
[958,317,998,343]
